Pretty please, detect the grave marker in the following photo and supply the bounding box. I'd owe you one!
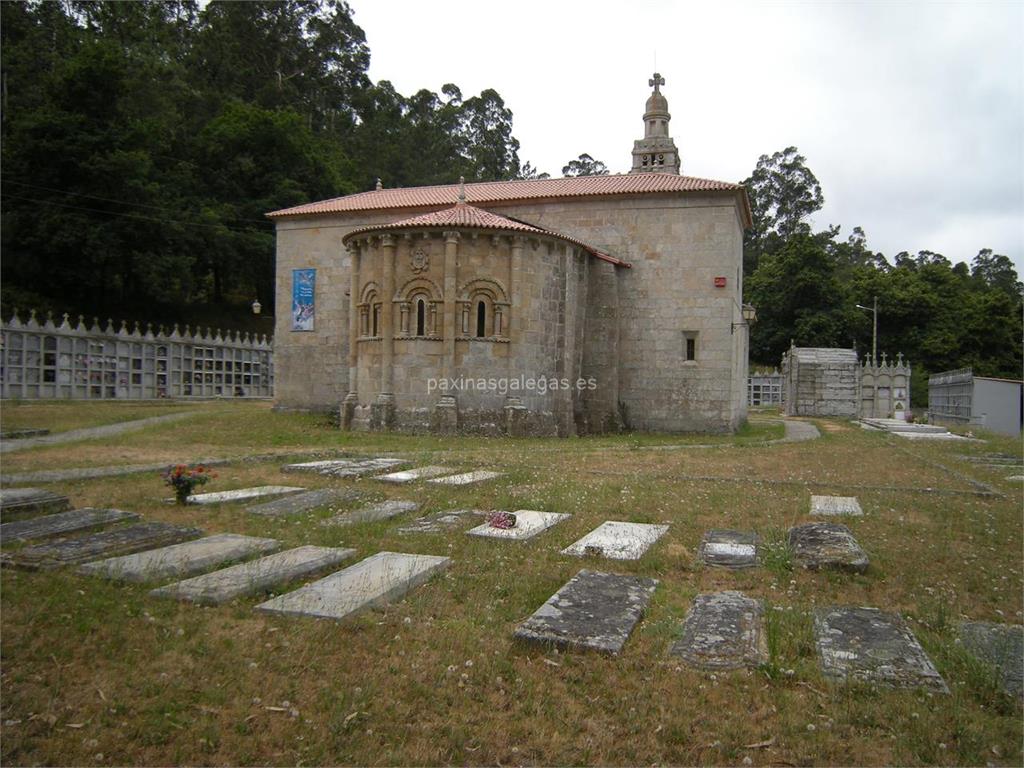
[428,470,503,486]
[150,545,356,605]
[466,510,570,541]
[398,509,488,534]
[670,591,767,670]
[255,551,450,621]
[562,521,669,560]
[247,488,358,517]
[378,466,452,484]
[814,606,948,692]
[281,458,405,478]
[810,495,863,517]
[321,500,419,526]
[789,522,869,573]
[2,522,202,570]
[184,486,305,505]
[513,569,657,654]
[79,533,280,582]
[697,530,759,569]
[1,508,139,546]
[0,488,72,521]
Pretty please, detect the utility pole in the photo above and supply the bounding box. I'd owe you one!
[856,296,878,365]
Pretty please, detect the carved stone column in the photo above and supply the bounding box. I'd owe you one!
[341,241,360,429]
[434,230,460,433]
[372,234,397,430]
[504,236,527,435]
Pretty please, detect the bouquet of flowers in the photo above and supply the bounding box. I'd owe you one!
[162,464,215,505]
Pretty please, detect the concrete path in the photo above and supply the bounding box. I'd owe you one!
[0,412,199,454]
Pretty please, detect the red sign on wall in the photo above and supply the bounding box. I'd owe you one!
[714,276,727,288]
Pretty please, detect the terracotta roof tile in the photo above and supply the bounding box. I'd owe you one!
[268,173,751,227]
[342,203,631,267]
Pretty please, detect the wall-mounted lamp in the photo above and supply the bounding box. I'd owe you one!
[731,303,757,334]
[251,299,262,315]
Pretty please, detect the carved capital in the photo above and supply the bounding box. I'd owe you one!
[380,234,396,249]
[443,230,461,244]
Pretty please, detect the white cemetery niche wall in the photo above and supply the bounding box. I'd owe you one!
[0,310,274,400]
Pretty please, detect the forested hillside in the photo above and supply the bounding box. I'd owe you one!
[2,1,1020,388]
[1,0,521,331]
[742,148,1022,398]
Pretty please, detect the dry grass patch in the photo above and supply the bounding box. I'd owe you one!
[0,402,1020,766]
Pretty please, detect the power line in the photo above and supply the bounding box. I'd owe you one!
[0,193,270,234]
[0,177,272,226]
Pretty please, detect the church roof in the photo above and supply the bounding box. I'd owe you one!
[342,202,631,267]
[268,172,752,227]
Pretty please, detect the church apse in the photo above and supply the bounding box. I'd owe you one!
[339,200,628,436]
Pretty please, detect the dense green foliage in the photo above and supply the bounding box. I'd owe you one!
[1,0,521,329]
[743,148,1022,389]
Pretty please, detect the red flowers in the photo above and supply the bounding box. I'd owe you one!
[162,463,216,504]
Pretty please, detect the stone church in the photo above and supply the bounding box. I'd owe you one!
[268,74,753,435]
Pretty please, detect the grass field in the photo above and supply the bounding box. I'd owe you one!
[1,401,1021,766]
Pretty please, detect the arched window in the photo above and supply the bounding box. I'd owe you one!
[416,298,426,336]
[476,301,486,338]
[371,304,380,337]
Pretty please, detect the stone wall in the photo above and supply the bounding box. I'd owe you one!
[782,347,860,418]
[1,310,272,400]
[272,190,748,434]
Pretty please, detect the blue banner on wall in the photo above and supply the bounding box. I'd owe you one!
[291,269,316,331]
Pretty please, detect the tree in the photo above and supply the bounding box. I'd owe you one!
[562,153,608,177]
[517,161,550,180]
[745,233,853,363]
[971,248,1022,299]
[741,146,824,275]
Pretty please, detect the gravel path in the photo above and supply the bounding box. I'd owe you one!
[0,412,199,454]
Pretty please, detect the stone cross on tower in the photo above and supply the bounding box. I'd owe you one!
[630,73,680,175]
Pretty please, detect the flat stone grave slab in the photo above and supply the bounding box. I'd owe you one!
[0,488,72,521]
[428,470,503,486]
[698,530,759,569]
[321,500,419,527]
[513,569,658,655]
[378,466,452,484]
[814,606,948,692]
[150,545,356,605]
[1,508,140,545]
[281,458,405,478]
[398,509,488,534]
[79,533,280,582]
[255,551,451,621]
[959,621,1023,700]
[466,510,570,541]
[810,495,863,517]
[562,521,669,560]
[247,488,358,517]
[184,486,305,505]
[957,453,1023,467]
[1,522,203,571]
[789,522,869,573]
[670,591,768,670]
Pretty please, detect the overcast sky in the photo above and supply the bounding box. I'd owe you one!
[349,0,1023,274]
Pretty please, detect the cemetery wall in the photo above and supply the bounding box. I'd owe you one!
[0,311,273,400]
[928,368,1023,436]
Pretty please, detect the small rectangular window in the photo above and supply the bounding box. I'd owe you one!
[682,331,698,362]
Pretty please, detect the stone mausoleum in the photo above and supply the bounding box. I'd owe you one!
[268,74,753,436]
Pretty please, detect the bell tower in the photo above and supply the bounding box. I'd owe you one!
[629,72,681,175]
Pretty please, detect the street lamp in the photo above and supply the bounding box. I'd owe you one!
[731,303,757,334]
[855,296,878,365]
